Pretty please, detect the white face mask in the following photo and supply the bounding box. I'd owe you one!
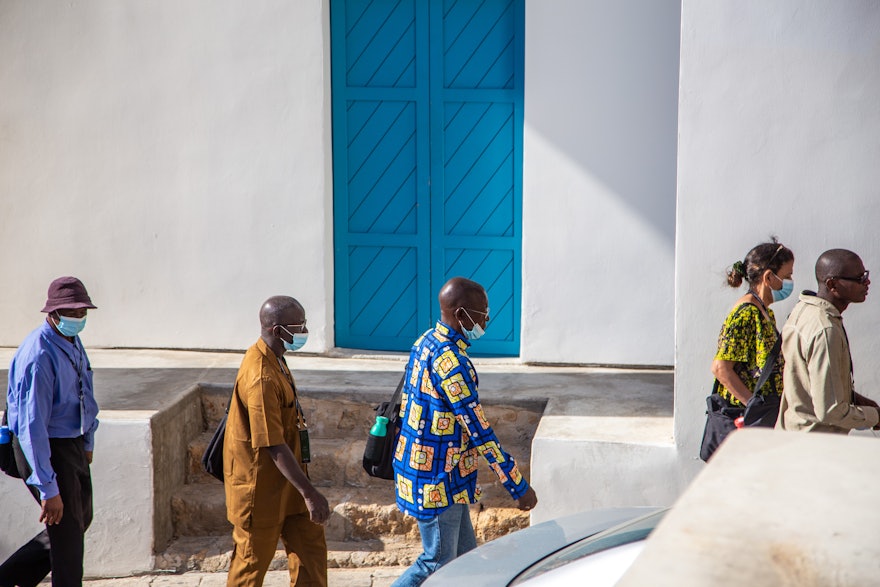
[459,308,487,341]
[54,314,87,337]
[278,326,308,351]
[770,272,794,303]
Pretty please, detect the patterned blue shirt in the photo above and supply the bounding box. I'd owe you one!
[393,322,529,520]
[7,321,99,499]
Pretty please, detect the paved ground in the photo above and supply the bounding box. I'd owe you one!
[79,567,405,586]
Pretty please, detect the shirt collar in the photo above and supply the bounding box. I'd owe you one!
[255,337,280,362]
[798,291,842,319]
[436,320,470,348]
[40,319,80,358]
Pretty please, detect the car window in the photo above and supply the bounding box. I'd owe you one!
[510,509,666,586]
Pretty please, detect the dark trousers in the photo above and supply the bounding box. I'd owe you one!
[0,436,93,587]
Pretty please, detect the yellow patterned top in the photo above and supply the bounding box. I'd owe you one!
[714,303,783,406]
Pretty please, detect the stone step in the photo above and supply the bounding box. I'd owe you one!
[155,533,422,573]
[198,385,390,437]
[186,435,382,487]
[171,482,232,537]
[199,387,543,447]
[170,483,528,543]
[199,384,232,431]
[188,432,533,493]
[186,430,221,484]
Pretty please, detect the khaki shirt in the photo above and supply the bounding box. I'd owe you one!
[224,338,308,529]
[777,293,880,434]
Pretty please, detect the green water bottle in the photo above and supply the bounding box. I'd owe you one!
[364,416,389,464]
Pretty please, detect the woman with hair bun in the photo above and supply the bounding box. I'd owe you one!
[711,238,795,412]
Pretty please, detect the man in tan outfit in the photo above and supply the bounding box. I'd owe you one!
[224,296,329,586]
[777,249,880,434]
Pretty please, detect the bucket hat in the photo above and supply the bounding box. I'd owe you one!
[41,276,98,313]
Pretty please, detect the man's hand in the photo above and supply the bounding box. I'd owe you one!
[86,451,93,465]
[40,495,63,525]
[267,443,331,525]
[303,488,330,525]
[517,487,538,512]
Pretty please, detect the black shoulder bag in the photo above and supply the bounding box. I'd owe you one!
[362,374,406,480]
[699,332,782,462]
[201,391,232,483]
[0,411,23,479]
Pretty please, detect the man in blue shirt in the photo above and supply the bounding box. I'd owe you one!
[391,277,538,587]
[0,276,99,587]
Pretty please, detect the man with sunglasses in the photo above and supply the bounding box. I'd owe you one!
[777,249,880,434]
[391,277,538,587]
[1,276,99,587]
[223,296,329,586]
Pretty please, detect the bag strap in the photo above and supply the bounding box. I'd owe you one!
[752,331,782,394]
[381,374,407,419]
[743,293,783,395]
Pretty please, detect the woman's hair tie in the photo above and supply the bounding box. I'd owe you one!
[732,260,746,277]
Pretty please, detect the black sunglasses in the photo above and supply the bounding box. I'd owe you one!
[832,270,870,285]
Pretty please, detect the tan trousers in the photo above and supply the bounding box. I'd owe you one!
[227,512,327,587]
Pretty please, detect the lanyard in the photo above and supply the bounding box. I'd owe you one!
[54,339,87,436]
[276,357,307,430]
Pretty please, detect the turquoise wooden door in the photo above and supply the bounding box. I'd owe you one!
[331,0,523,356]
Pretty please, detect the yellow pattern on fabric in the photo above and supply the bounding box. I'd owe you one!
[441,372,471,403]
[444,446,461,472]
[509,464,523,484]
[490,462,508,483]
[431,411,456,435]
[422,482,449,509]
[409,442,435,471]
[397,475,414,504]
[474,404,490,430]
[452,489,470,504]
[434,350,460,378]
[458,448,478,476]
[477,441,504,463]
[407,403,423,431]
[394,435,407,462]
[398,392,408,418]
[421,370,440,399]
[714,303,784,407]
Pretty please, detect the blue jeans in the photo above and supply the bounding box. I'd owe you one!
[392,504,477,587]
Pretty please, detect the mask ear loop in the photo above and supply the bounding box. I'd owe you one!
[460,307,479,329]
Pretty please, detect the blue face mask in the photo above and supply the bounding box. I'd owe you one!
[459,308,487,341]
[772,277,794,303]
[54,314,86,337]
[279,326,308,352]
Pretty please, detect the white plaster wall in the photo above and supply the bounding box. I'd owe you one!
[0,1,334,352]
[530,440,684,524]
[0,415,154,577]
[0,411,44,561]
[1,0,680,364]
[675,1,880,457]
[521,0,681,366]
[83,415,154,576]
